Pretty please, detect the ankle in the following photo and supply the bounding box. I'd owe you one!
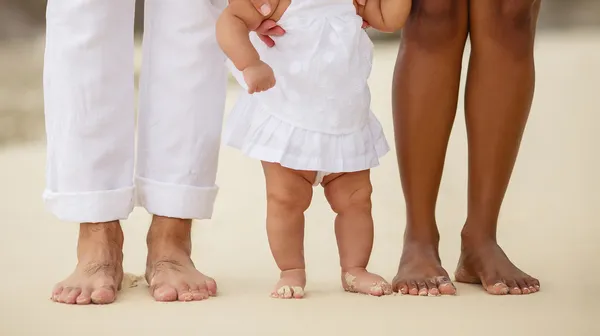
[280,268,306,277]
[76,223,123,262]
[460,228,497,247]
[403,226,440,246]
[341,266,367,274]
[79,221,124,245]
[147,216,192,248]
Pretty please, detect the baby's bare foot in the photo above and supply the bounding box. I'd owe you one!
[342,268,392,296]
[51,222,124,305]
[271,269,306,299]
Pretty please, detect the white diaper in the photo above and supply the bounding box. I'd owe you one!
[313,171,331,186]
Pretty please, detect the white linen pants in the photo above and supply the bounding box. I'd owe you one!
[43,0,226,223]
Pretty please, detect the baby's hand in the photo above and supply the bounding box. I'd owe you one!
[243,61,276,94]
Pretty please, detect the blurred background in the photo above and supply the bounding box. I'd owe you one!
[0,2,598,334]
[1,0,600,146]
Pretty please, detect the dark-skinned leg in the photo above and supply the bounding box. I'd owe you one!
[391,0,468,296]
[455,0,542,295]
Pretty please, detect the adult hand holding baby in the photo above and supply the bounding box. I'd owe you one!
[251,0,370,47]
[222,0,369,94]
[226,0,285,47]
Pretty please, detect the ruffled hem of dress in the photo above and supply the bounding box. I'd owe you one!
[223,96,389,173]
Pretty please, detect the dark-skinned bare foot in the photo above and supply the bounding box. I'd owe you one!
[392,240,456,296]
[51,222,124,305]
[145,216,217,302]
[455,233,540,295]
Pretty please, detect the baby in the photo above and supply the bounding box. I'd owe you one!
[216,0,410,298]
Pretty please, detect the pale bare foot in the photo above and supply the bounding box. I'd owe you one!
[145,216,217,302]
[51,222,124,305]
[455,235,540,295]
[392,242,456,296]
[342,267,392,296]
[271,269,306,299]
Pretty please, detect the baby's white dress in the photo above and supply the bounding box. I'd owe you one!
[224,0,389,174]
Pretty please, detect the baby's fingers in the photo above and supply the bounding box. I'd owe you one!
[256,20,278,33]
[258,34,275,48]
[263,26,285,37]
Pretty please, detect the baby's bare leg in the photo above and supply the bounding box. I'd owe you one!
[323,170,392,296]
[262,162,314,299]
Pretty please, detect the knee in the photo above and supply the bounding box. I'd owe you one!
[325,184,373,215]
[496,0,539,32]
[481,0,539,56]
[404,0,466,47]
[416,0,459,19]
[267,187,311,213]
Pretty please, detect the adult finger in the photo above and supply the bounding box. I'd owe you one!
[251,0,272,16]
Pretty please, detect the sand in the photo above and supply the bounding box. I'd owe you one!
[0,31,599,336]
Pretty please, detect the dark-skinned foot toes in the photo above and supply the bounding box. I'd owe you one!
[417,281,428,296]
[505,279,520,295]
[394,281,409,295]
[517,280,531,294]
[408,281,419,295]
[394,241,455,296]
[426,278,440,296]
[436,276,456,295]
[457,238,540,296]
[486,281,510,295]
[526,278,540,292]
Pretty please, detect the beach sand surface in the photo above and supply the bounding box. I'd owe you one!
[0,31,599,335]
